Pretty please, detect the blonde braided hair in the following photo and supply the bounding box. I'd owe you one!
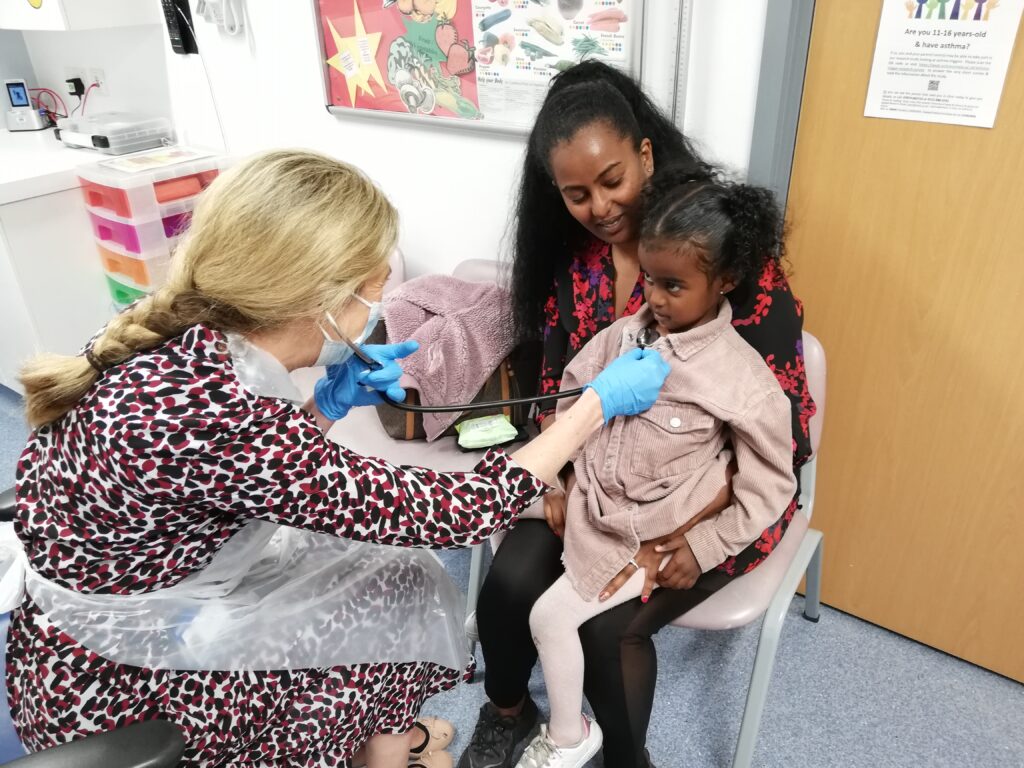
[21,149,398,427]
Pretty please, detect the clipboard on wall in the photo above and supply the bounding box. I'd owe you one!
[313,0,649,136]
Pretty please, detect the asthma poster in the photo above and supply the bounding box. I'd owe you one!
[864,0,1024,127]
[317,0,640,130]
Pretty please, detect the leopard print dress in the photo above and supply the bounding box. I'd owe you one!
[6,325,546,767]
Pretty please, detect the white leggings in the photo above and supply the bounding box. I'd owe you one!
[528,556,670,746]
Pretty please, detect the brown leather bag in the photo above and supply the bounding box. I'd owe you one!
[369,323,542,441]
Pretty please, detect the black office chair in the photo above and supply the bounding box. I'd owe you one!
[0,487,13,524]
[0,487,185,768]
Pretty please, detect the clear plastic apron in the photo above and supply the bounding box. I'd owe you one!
[0,334,471,673]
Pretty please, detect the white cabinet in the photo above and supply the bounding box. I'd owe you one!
[0,188,112,393]
[0,0,160,31]
[0,218,38,391]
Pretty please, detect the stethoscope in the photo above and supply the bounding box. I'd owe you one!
[343,327,662,414]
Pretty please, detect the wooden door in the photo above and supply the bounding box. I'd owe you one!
[787,1,1024,681]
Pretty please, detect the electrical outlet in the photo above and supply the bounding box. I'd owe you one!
[88,68,107,95]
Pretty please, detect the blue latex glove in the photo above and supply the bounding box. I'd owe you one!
[314,341,420,421]
[585,347,671,422]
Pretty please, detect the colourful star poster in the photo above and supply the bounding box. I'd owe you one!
[319,0,483,121]
[317,0,643,131]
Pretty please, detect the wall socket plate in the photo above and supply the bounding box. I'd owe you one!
[88,68,106,95]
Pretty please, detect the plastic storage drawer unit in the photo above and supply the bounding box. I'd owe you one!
[77,149,225,219]
[105,274,149,306]
[88,209,191,254]
[96,242,172,290]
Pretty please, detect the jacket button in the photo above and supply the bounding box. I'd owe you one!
[669,417,682,428]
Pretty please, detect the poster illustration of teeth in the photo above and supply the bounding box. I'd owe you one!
[318,0,639,130]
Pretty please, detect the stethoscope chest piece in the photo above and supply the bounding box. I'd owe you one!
[636,327,660,349]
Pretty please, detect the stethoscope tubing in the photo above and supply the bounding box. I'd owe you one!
[380,388,586,414]
[344,327,659,415]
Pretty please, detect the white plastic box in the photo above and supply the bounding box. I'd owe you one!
[57,113,174,155]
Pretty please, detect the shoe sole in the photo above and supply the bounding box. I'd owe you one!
[571,719,604,768]
[571,737,602,768]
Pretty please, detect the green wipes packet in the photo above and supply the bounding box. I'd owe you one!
[455,414,520,450]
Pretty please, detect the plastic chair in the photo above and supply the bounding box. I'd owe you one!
[465,332,827,768]
[667,331,826,768]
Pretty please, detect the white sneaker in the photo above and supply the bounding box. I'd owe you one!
[514,717,603,768]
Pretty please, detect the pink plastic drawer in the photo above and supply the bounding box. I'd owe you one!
[88,211,191,254]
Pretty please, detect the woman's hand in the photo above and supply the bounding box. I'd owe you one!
[596,460,737,598]
[599,540,662,603]
[543,468,576,537]
[586,348,670,422]
[655,536,702,590]
[543,491,567,538]
[314,341,419,421]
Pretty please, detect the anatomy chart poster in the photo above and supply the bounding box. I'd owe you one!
[318,0,639,129]
[864,0,1024,127]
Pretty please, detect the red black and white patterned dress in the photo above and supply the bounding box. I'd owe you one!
[6,325,546,767]
[537,238,816,575]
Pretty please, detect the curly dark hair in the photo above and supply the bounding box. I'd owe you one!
[640,165,785,298]
[509,61,712,341]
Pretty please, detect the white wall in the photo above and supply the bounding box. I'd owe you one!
[0,30,35,87]
[684,0,769,176]
[22,24,171,120]
[165,0,769,277]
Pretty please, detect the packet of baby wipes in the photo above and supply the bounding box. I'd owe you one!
[455,414,519,449]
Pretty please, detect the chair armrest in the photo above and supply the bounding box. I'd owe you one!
[6,720,186,768]
[0,487,15,523]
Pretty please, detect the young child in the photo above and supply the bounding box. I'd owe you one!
[515,171,798,768]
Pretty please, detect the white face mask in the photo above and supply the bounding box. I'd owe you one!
[315,294,382,368]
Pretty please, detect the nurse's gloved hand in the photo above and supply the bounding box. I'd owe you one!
[585,347,670,422]
[354,341,420,402]
[314,341,419,421]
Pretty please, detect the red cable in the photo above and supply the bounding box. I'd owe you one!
[80,83,99,116]
[29,89,53,112]
[32,91,60,120]
[28,88,68,117]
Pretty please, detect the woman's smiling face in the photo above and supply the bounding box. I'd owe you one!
[548,120,654,245]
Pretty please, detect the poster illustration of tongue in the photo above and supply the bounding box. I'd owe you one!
[319,0,482,120]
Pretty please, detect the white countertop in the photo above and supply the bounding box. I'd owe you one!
[0,128,103,206]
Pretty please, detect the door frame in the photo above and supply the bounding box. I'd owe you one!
[748,0,816,207]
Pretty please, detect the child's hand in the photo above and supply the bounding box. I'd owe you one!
[655,536,701,590]
[543,490,567,538]
[599,542,661,603]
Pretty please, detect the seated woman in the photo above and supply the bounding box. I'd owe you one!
[519,171,798,768]
[460,62,815,768]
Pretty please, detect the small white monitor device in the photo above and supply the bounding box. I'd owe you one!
[5,78,49,132]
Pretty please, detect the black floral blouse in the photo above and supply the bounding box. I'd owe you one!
[538,238,816,575]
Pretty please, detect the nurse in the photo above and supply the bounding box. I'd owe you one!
[4,150,668,768]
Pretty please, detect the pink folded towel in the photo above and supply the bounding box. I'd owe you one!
[383,275,516,440]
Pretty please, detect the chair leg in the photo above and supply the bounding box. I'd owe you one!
[731,531,823,768]
[803,537,823,623]
[731,602,786,768]
[464,544,487,654]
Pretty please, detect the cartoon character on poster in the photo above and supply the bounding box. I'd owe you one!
[322,0,481,119]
